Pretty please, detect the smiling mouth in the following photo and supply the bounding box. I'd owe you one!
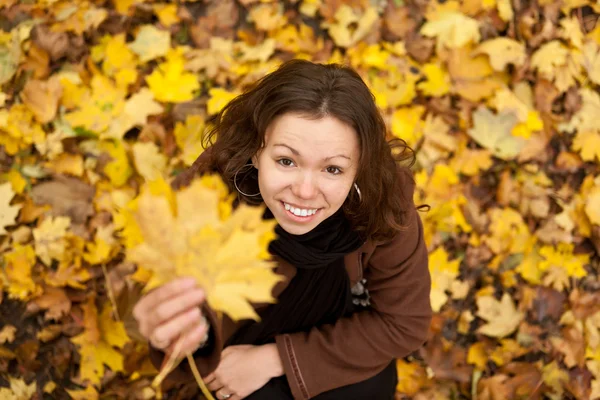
[280,201,322,220]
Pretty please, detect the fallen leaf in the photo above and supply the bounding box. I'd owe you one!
[476,293,524,337]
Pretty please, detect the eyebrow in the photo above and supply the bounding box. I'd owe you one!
[273,143,351,161]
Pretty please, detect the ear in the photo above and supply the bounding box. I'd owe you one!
[251,152,260,170]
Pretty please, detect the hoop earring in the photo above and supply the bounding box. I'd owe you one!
[234,164,261,197]
[354,183,362,202]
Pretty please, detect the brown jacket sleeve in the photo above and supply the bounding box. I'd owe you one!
[274,209,432,399]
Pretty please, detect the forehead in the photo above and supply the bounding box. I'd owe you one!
[265,114,359,152]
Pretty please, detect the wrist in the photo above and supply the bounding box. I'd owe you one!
[263,343,284,377]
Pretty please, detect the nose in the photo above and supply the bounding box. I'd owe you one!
[292,173,318,200]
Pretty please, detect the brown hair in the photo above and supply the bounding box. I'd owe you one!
[178,59,416,243]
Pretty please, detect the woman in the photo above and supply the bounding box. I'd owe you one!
[132,60,432,400]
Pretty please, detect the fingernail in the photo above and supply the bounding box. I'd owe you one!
[181,277,197,288]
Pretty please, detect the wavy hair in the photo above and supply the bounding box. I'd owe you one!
[179,59,416,243]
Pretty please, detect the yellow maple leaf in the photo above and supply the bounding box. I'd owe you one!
[542,360,569,397]
[126,176,282,321]
[324,5,378,48]
[444,46,503,102]
[474,37,526,71]
[396,359,428,395]
[531,40,582,92]
[0,104,46,155]
[484,208,531,255]
[207,88,241,116]
[390,106,426,147]
[0,377,36,400]
[124,88,164,127]
[2,169,27,194]
[153,4,180,27]
[368,73,417,109]
[467,106,524,160]
[538,243,590,291]
[417,63,451,97]
[573,130,600,162]
[65,385,99,400]
[249,3,287,32]
[71,297,129,386]
[585,185,600,225]
[147,47,200,103]
[0,182,21,235]
[33,216,71,266]
[476,293,524,337]
[511,110,544,139]
[132,141,167,181]
[101,33,137,77]
[421,11,480,49]
[559,88,600,136]
[98,140,133,187]
[4,244,40,300]
[128,25,171,63]
[428,247,461,312]
[174,115,207,166]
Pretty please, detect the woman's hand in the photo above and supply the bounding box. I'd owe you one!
[132,277,209,355]
[205,344,284,400]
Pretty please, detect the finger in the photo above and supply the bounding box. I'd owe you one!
[204,373,215,383]
[173,318,209,354]
[207,378,223,392]
[133,277,198,320]
[216,388,235,400]
[150,287,205,328]
[150,307,202,350]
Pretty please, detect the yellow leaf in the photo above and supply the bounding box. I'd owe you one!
[324,5,378,48]
[542,361,569,397]
[43,381,56,394]
[476,293,524,337]
[484,208,531,255]
[102,34,137,77]
[585,186,600,225]
[531,40,581,92]
[428,247,461,312]
[128,25,171,63]
[65,385,98,400]
[0,377,36,400]
[474,37,526,71]
[396,359,428,395]
[98,140,133,187]
[450,146,493,176]
[572,130,600,162]
[417,63,451,96]
[249,3,287,32]
[3,169,27,194]
[421,11,480,49]
[174,115,206,166]
[146,48,200,103]
[132,141,167,181]
[4,244,40,300]
[511,110,544,139]
[445,46,503,101]
[236,39,277,63]
[207,88,241,116]
[467,106,524,160]
[32,216,70,266]
[390,106,426,147]
[559,88,600,135]
[539,242,589,281]
[467,342,488,369]
[153,4,180,27]
[70,298,129,386]
[0,104,46,154]
[123,88,164,127]
[112,0,144,15]
[0,325,16,343]
[126,176,282,321]
[0,182,21,235]
[44,153,85,177]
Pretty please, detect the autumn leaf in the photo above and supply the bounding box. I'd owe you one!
[125,176,282,321]
[0,182,21,235]
[421,11,480,49]
[70,297,129,386]
[146,47,200,103]
[128,25,171,63]
[428,247,461,312]
[476,293,524,338]
[0,377,36,400]
[467,106,524,160]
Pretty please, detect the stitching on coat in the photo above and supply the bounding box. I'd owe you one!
[284,335,310,399]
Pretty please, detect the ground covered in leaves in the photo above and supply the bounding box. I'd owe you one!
[0,0,599,399]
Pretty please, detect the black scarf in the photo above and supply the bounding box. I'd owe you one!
[225,207,363,346]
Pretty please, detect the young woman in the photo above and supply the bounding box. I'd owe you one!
[132,60,432,400]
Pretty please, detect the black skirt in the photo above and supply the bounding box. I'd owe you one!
[243,360,398,400]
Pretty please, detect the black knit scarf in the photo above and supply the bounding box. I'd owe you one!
[225,207,363,346]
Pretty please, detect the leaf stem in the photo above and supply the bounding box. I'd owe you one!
[187,353,216,400]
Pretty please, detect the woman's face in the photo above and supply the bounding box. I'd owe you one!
[253,113,360,235]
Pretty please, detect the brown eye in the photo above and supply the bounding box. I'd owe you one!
[278,158,294,167]
[326,166,342,175]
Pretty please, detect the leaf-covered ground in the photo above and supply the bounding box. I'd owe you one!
[0,0,599,399]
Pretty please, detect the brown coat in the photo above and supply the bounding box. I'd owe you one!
[149,154,432,399]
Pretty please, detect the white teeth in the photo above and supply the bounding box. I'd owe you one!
[284,202,317,217]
